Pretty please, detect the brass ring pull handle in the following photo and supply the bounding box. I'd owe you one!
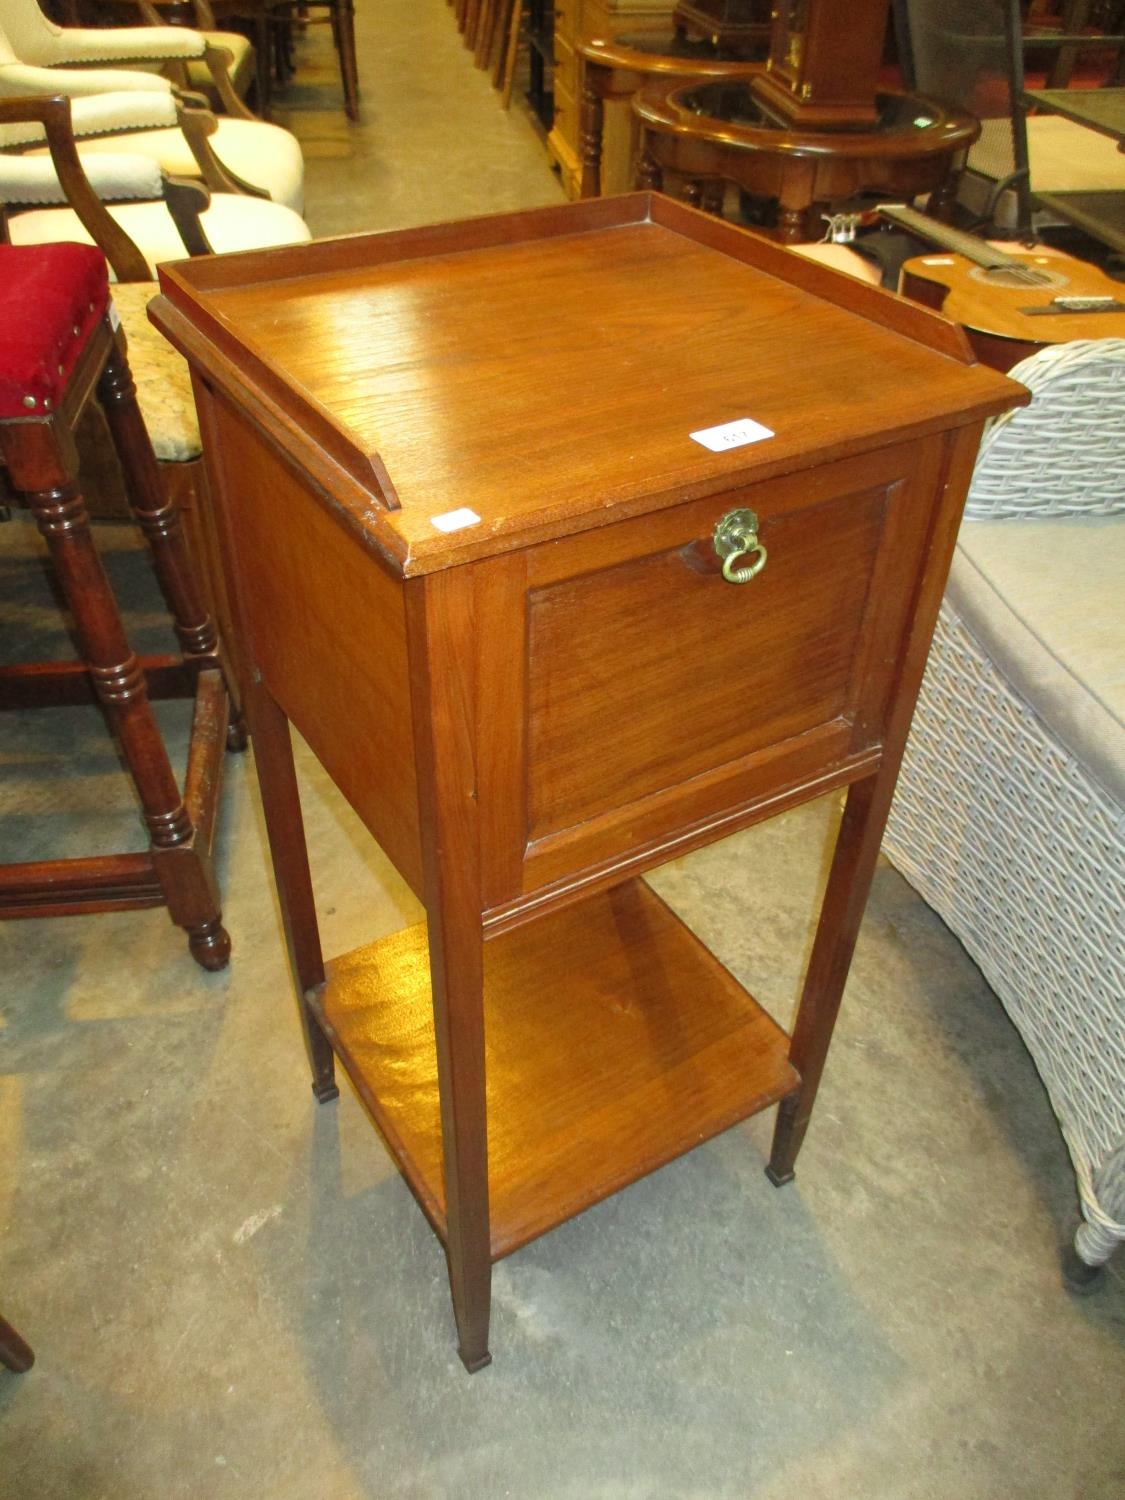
[713,508,768,585]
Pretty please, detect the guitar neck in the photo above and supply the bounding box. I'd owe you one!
[877,204,1019,272]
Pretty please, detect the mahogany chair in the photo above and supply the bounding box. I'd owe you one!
[267,0,359,121]
[0,241,237,968]
[224,0,358,120]
[0,1312,34,1374]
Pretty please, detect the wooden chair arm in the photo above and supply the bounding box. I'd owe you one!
[202,41,258,120]
[0,95,212,280]
[175,96,270,196]
[0,96,151,281]
[163,173,215,256]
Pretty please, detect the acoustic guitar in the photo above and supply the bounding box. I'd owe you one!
[878,203,1125,371]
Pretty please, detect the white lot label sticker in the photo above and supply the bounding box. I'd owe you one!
[430,507,481,533]
[107,300,121,331]
[690,417,775,453]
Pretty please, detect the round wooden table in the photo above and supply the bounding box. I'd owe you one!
[633,78,980,242]
[577,32,766,200]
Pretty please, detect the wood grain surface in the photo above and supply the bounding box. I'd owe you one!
[314,878,798,1259]
[152,195,1018,575]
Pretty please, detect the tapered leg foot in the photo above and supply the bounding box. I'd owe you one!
[188,918,232,971]
[303,1001,338,1102]
[445,1239,492,1376]
[458,1345,492,1374]
[765,1164,796,1187]
[0,1314,34,1374]
[767,1093,805,1184]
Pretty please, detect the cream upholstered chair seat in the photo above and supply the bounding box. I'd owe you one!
[1,95,311,281]
[41,115,304,213]
[0,67,305,214]
[8,189,310,277]
[0,15,200,72]
[0,0,254,104]
[884,340,1125,1286]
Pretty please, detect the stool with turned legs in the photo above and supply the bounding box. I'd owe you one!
[0,242,239,969]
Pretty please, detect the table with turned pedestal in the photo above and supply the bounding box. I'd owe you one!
[151,194,1023,1371]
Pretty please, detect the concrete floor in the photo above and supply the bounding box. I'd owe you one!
[2,3,1123,1497]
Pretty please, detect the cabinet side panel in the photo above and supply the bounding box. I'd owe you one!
[207,396,423,896]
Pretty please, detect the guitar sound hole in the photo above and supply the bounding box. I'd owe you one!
[970,264,1069,290]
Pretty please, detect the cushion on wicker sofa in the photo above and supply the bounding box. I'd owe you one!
[948,517,1125,810]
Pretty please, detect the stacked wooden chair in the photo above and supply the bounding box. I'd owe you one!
[266,0,360,121]
[451,0,523,108]
[119,0,260,108]
[0,0,308,210]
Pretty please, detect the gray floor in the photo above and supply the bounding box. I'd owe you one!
[2,4,1123,1498]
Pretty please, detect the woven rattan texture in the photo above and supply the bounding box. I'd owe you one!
[885,337,1125,1266]
[885,601,1125,1259]
[967,340,1125,518]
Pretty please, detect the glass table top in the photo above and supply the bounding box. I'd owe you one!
[676,82,943,136]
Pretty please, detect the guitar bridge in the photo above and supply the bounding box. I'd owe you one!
[1022,297,1125,316]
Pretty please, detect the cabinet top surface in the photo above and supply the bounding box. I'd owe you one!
[154,195,1023,572]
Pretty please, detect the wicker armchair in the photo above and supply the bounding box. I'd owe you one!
[884,339,1125,1286]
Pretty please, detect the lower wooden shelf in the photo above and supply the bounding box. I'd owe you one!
[311,878,799,1259]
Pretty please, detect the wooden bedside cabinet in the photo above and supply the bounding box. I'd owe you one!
[152,194,1025,1371]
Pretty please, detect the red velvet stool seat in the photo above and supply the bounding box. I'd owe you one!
[0,243,238,969]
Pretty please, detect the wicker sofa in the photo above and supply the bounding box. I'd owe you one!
[884,339,1125,1285]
